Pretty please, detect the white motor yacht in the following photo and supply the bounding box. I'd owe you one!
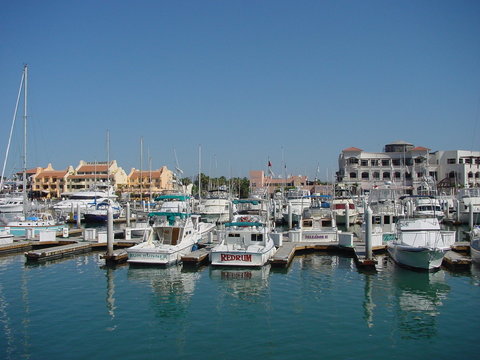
[387,217,455,270]
[127,212,215,265]
[210,214,277,267]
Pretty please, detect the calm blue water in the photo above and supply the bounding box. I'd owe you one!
[1,251,479,360]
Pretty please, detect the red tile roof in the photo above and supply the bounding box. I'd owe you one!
[411,146,430,151]
[130,170,164,179]
[77,165,109,172]
[343,147,363,152]
[36,171,68,178]
[68,174,109,179]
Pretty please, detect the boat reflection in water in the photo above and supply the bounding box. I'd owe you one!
[390,261,450,339]
[209,265,270,301]
[127,264,199,318]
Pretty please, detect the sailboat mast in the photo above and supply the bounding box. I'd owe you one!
[106,130,110,186]
[140,137,143,202]
[198,145,202,202]
[22,65,28,215]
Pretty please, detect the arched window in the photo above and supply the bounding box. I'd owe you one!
[349,172,357,179]
[449,171,455,178]
[373,172,380,179]
[394,172,401,179]
[468,172,474,178]
[383,172,390,179]
[361,172,369,179]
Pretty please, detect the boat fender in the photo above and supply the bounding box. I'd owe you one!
[191,244,199,251]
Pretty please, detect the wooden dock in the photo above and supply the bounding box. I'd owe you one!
[451,241,470,252]
[442,249,472,270]
[0,241,33,254]
[352,244,377,269]
[102,249,129,264]
[270,242,344,267]
[25,242,93,261]
[182,247,211,264]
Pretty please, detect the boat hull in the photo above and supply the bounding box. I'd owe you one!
[210,245,277,267]
[83,212,120,223]
[200,212,230,224]
[301,229,338,242]
[471,239,480,264]
[127,241,197,265]
[387,242,446,270]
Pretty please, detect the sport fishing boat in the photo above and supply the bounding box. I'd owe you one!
[281,188,311,225]
[387,217,455,270]
[456,188,480,224]
[331,197,359,225]
[198,188,234,224]
[300,205,338,243]
[126,211,215,265]
[210,214,277,267]
[469,226,480,264]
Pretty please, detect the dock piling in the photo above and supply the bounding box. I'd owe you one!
[76,204,81,227]
[345,204,350,231]
[365,206,373,260]
[469,203,474,230]
[107,207,114,256]
[288,204,293,229]
[126,202,131,227]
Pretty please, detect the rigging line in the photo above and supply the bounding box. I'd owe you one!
[1,69,25,192]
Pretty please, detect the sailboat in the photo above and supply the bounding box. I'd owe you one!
[0,65,65,237]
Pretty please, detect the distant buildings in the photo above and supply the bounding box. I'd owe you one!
[336,140,480,194]
[13,160,174,198]
[126,166,174,197]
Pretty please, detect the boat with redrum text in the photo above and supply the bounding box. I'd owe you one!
[210,214,277,267]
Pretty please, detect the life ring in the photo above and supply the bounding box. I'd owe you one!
[240,216,249,222]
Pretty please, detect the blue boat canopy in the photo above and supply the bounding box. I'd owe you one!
[154,195,190,201]
[232,199,260,205]
[148,211,191,225]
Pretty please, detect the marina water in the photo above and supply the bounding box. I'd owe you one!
[1,250,479,359]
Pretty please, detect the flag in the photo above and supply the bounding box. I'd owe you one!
[268,160,272,167]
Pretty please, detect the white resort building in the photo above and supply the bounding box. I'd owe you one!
[336,141,480,194]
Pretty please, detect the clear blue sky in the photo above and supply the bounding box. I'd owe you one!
[1,0,479,181]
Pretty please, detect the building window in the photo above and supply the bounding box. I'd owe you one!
[448,171,455,178]
[417,172,423,178]
[476,172,480,179]
[361,160,368,166]
[405,158,413,166]
[383,172,390,179]
[381,160,390,166]
[392,159,401,166]
[361,172,369,179]
[348,158,359,165]
[459,159,464,164]
[394,172,401,179]
[349,172,357,179]
[468,172,473,178]
[373,172,380,179]
[447,158,456,164]
[371,160,379,166]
